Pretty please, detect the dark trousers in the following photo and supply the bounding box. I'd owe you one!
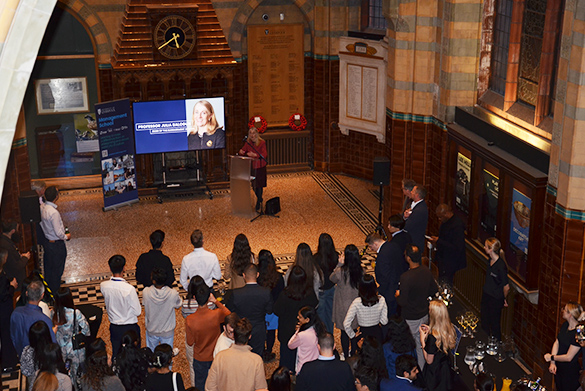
[110,323,140,357]
[193,359,212,390]
[250,326,266,356]
[254,187,263,209]
[279,342,297,371]
[480,292,504,340]
[0,302,18,369]
[43,240,67,298]
[266,329,276,352]
[340,330,358,358]
[438,266,455,287]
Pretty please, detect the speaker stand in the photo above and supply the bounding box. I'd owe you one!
[375,184,388,240]
[250,203,280,222]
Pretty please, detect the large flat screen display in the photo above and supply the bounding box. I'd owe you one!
[133,97,225,154]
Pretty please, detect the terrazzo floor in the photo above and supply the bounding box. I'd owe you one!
[2,172,383,391]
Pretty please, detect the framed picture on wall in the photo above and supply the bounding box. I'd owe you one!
[35,77,89,114]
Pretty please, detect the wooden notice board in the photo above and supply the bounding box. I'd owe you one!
[248,24,304,127]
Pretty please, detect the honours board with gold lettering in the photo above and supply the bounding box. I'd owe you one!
[248,24,304,127]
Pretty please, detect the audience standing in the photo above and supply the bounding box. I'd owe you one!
[145,344,186,391]
[180,229,221,290]
[274,265,318,370]
[100,255,141,357]
[383,316,418,379]
[10,280,56,356]
[429,204,467,286]
[257,249,285,362]
[401,179,416,214]
[0,220,29,290]
[112,331,150,391]
[39,186,71,297]
[213,312,240,358]
[225,233,255,289]
[287,306,326,375]
[135,230,175,288]
[51,287,91,389]
[330,244,363,358]
[21,321,54,391]
[0,248,18,370]
[314,233,339,334]
[37,343,73,391]
[185,276,230,390]
[380,354,420,391]
[343,274,388,343]
[284,243,322,298]
[396,244,438,369]
[403,184,429,254]
[225,263,273,356]
[81,350,125,391]
[205,318,268,391]
[142,267,182,352]
[295,333,354,391]
[366,215,411,316]
[419,300,456,391]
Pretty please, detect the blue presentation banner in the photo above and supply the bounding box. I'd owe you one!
[95,99,139,211]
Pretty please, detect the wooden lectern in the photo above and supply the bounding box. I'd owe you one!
[229,155,255,217]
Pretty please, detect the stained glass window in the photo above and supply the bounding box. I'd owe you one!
[490,0,513,95]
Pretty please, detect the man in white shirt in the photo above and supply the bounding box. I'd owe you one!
[100,254,141,356]
[39,186,71,297]
[213,312,240,358]
[180,229,221,290]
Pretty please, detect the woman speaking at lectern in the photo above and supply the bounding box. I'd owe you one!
[239,127,267,212]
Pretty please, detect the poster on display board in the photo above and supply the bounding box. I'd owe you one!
[509,188,530,279]
[95,99,138,211]
[480,169,499,235]
[455,153,471,213]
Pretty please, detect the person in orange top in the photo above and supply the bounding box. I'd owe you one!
[185,276,230,391]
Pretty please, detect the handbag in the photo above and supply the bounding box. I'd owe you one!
[72,309,87,350]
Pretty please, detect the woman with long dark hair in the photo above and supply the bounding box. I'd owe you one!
[331,244,363,358]
[51,287,90,388]
[383,315,417,378]
[285,243,322,298]
[257,249,284,362]
[268,366,292,391]
[112,330,150,391]
[145,344,186,391]
[81,350,124,391]
[225,233,255,289]
[343,274,388,343]
[37,343,72,391]
[349,335,388,380]
[287,306,326,374]
[274,265,318,371]
[21,321,54,391]
[314,233,338,334]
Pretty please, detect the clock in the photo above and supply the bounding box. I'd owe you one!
[153,15,196,59]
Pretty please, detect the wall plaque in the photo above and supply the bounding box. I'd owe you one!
[248,24,304,127]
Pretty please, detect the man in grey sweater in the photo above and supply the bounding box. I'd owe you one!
[142,267,182,352]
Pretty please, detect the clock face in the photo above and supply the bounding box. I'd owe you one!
[154,15,196,59]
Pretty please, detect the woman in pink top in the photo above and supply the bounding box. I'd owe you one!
[287,306,326,375]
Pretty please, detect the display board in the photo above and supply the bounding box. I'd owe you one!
[247,24,304,126]
[95,99,138,211]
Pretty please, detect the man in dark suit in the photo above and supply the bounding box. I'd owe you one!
[430,203,467,286]
[135,230,175,288]
[0,221,29,290]
[295,333,355,391]
[380,354,421,391]
[403,184,429,254]
[366,214,411,316]
[401,178,416,214]
[224,263,272,356]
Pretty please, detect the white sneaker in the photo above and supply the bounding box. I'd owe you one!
[339,352,345,361]
[173,348,180,357]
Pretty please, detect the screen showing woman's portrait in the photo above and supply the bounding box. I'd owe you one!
[186,98,225,150]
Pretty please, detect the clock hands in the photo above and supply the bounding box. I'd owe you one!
[157,33,181,50]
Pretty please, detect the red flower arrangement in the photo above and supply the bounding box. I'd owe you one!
[288,113,307,131]
[248,115,268,133]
